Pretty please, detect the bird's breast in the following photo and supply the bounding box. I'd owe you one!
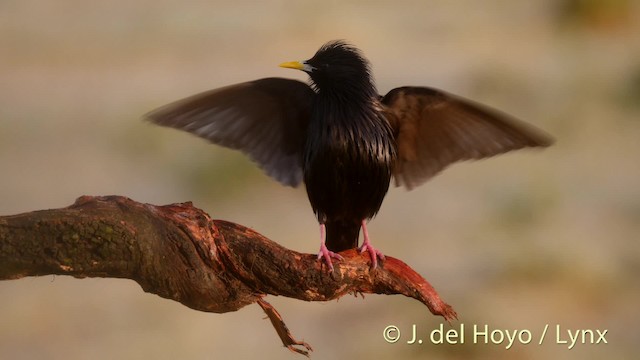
[302,104,397,221]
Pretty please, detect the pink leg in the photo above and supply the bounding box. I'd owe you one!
[359,220,385,268]
[317,223,343,271]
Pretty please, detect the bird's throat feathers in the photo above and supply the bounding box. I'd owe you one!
[310,65,379,117]
[312,76,377,105]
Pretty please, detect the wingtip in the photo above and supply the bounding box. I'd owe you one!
[141,112,155,124]
[142,106,166,125]
[528,127,556,149]
[540,133,556,147]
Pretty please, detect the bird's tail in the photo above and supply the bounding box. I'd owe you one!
[325,220,361,252]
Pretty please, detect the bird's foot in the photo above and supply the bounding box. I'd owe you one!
[359,220,385,268]
[359,242,385,269]
[317,244,343,272]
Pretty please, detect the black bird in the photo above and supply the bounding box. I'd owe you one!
[146,40,553,270]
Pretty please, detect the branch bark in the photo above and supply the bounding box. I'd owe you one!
[0,195,456,356]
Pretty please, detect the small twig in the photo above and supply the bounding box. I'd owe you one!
[257,298,313,357]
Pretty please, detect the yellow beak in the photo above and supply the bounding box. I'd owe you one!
[279,61,306,70]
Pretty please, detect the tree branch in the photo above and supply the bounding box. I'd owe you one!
[0,195,456,356]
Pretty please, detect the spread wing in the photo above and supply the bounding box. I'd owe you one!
[382,87,554,190]
[146,78,315,187]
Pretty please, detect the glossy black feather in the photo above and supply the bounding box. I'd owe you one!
[146,40,553,253]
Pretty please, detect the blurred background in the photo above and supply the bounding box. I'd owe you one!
[1,0,639,359]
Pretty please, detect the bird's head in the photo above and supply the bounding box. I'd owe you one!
[280,40,375,97]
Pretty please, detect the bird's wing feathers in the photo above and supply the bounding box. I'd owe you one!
[382,87,554,190]
[146,78,314,187]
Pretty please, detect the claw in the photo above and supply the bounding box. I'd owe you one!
[317,245,343,271]
[317,223,343,271]
[359,220,385,268]
[359,243,385,268]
